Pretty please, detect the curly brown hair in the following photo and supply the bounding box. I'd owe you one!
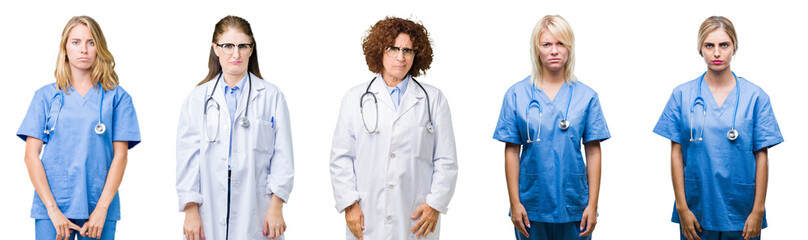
[362,17,433,77]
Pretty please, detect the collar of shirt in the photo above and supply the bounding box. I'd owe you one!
[383,74,410,96]
[222,73,249,95]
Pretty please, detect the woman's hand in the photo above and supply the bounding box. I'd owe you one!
[578,205,597,236]
[183,203,205,240]
[411,203,439,238]
[47,206,81,240]
[80,206,108,238]
[742,211,763,240]
[510,202,530,238]
[678,208,702,240]
[344,202,364,239]
[263,195,286,239]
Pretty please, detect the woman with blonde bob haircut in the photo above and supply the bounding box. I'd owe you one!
[654,16,782,240]
[494,15,610,240]
[17,15,141,240]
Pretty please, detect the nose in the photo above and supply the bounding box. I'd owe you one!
[232,48,241,59]
[550,45,559,56]
[712,47,720,58]
[80,42,88,54]
[395,50,405,61]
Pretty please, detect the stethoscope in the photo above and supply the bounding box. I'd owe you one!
[690,71,741,142]
[360,75,433,134]
[204,72,253,143]
[525,82,573,143]
[43,86,106,135]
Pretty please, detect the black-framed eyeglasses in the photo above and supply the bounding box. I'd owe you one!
[385,46,418,59]
[216,43,254,55]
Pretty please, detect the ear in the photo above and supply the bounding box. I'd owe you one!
[212,43,220,57]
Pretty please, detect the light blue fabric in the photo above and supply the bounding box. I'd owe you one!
[222,74,248,169]
[515,221,590,240]
[654,74,783,231]
[494,76,610,223]
[35,218,117,240]
[17,83,141,221]
[384,74,409,110]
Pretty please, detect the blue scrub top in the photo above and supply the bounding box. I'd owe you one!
[653,75,783,231]
[494,76,610,223]
[17,83,141,221]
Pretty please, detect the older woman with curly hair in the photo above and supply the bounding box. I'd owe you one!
[330,16,458,240]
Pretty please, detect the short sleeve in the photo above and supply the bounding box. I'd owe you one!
[752,93,784,151]
[17,90,48,143]
[583,93,611,143]
[653,90,683,144]
[112,90,141,149]
[493,89,522,144]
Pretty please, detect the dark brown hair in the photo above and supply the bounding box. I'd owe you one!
[362,17,433,77]
[198,15,262,86]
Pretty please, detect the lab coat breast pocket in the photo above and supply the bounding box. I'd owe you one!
[252,117,275,154]
[413,126,435,162]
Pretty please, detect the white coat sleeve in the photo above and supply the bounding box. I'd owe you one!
[330,92,360,213]
[176,92,203,212]
[425,90,458,214]
[266,93,294,202]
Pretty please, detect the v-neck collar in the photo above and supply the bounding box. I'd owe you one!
[532,82,571,109]
[69,86,99,106]
[700,77,738,118]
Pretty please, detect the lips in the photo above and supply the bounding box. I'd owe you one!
[712,60,724,64]
[229,61,242,65]
[549,58,562,62]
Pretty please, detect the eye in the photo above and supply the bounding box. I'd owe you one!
[705,43,714,48]
[558,42,564,46]
[237,44,252,49]
[542,43,550,47]
[72,41,79,45]
[387,46,400,51]
[222,43,235,49]
[88,41,95,46]
[402,48,416,54]
[720,43,729,48]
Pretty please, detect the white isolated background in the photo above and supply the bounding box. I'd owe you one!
[1,0,805,239]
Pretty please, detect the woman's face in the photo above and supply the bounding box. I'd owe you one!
[537,31,568,73]
[381,33,414,81]
[65,24,96,72]
[213,29,253,77]
[701,29,734,72]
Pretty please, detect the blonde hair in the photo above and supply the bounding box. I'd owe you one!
[530,15,576,88]
[697,16,737,56]
[55,16,118,93]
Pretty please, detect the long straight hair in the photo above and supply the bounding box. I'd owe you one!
[54,16,118,93]
[198,16,262,86]
[530,15,576,89]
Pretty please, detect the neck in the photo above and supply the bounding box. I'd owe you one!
[541,69,565,85]
[224,71,247,88]
[70,67,93,89]
[705,67,734,87]
[381,73,404,87]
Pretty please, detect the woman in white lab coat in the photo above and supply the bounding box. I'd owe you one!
[330,16,458,240]
[176,15,294,240]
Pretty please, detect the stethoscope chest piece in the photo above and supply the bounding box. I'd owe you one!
[95,123,106,134]
[559,119,570,131]
[426,122,434,133]
[727,129,738,141]
[239,117,250,128]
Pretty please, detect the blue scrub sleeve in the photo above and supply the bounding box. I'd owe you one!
[112,89,141,149]
[653,90,683,144]
[17,90,49,143]
[493,89,523,144]
[752,93,784,151]
[583,93,611,143]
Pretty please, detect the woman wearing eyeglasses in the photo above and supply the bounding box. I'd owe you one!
[176,15,294,240]
[653,16,783,240]
[330,16,458,240]
[17,15,141,240]
[493,15,610,240]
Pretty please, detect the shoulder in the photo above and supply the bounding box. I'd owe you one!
[570,80,599,97]
[671,77,701,94]
[33,83,59,99]
[738,76,768,97]
[254,76,286,98]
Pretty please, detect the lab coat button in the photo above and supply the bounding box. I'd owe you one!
[386,216,392,221]
[222,157,227,161]
[387,184,394,189]
[390,153,396,158]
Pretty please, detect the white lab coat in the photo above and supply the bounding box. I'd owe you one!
[177,73,294,240]
[330,75,458,240]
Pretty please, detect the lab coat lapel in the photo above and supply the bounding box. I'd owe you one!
[235,73,262,118]
[370,76,395,112]
[394,79,424,122]
[206,79,230,124]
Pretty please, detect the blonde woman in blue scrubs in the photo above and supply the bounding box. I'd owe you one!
[654,16,783,240]
[18,16,140,240]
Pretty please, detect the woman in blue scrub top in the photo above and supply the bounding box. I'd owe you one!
[17,16,141,240]
[176,16,294,240]
[494,15,610,240]
[653,16,783,240]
